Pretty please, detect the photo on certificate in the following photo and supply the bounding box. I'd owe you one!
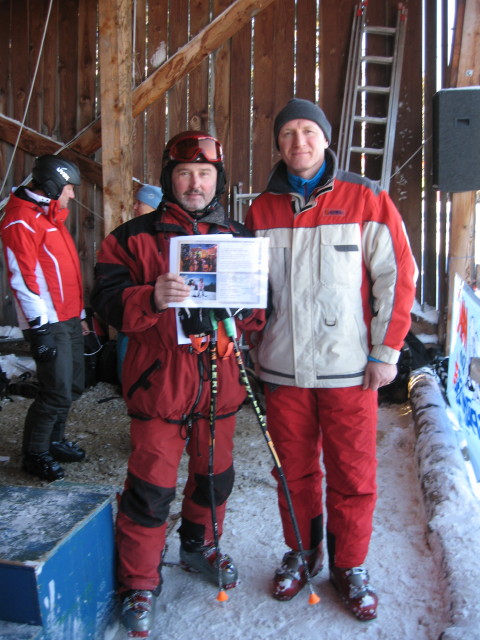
[181,273,217,301]
[180,242,217,273]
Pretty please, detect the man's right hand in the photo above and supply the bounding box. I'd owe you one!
[153,273,191,312]
[30,323,57,362]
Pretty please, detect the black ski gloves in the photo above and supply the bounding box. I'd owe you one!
[178,308,248,337]
[213,308,252,321]
[30,323,57,362]
[178,308,214,337]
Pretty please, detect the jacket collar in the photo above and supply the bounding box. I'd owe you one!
[265,147,338,203]
[6,187,69,224]
[154,200,231,235]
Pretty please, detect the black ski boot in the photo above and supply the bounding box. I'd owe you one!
[23,451,64,481]
[180,543,238,589]
[49,438,86,462]
[120,590,157,638]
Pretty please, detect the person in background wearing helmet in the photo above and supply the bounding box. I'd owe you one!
[0,154,89,482]
[91,131,264,637]
[245,99,417,621]
[133,183,163,217]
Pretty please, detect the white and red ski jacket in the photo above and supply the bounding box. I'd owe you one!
[0,188,85,329]
[245,149,418,389]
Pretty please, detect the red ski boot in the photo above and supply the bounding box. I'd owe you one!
[329,565,378,621]
[272,545,324,601]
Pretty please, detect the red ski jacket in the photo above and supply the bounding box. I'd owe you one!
[0,188,85,329]
[91,201,265,421]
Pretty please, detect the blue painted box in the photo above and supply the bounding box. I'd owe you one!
[0,620,43,639]
[0,485,116,640]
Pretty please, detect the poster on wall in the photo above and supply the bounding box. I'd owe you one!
[447,274,480,487]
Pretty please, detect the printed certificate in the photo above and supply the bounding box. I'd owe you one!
[169,234,269,309]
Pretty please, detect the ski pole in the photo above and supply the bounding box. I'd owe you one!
[208,318,228,602]
[221,310,320,605]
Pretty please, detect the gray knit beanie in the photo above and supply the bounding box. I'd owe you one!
[274,98,332,148]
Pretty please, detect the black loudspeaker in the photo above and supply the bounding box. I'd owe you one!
[432,87,480,192]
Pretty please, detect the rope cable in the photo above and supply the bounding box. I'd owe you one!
[0,0,55,198]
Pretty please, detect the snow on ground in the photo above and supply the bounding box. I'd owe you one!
[1,335,478,639]
[411,300,439,327]
[106,402,450,640]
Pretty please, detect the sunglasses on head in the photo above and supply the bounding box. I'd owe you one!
[168,136,223,164]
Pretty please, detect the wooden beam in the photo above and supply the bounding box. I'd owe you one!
[98,0,133,234]
[0,113,102,186]
[448,0,466,87]
[453,0,480,86]
[132,0,276,118]
[69,119,103,157]
[63,0,277,157]
[444,0,480,351]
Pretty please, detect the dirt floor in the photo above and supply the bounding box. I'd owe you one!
[0,382,131,490]
[0,380,267,508]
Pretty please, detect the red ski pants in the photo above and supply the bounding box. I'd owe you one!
[116,414,236,592]
[264,384,378,568]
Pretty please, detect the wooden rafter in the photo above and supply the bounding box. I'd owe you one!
[71,0,277,157]
[132,0,276,118]
[0,113,102,186]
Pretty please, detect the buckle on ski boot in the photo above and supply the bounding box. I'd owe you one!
[329,565,378,621]
[180,543,238,589]
[120,590,156,637]
[273,545,324,601]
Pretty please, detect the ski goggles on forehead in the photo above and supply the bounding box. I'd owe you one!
[168,136,223,164]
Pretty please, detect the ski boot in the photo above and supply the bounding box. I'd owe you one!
[120,590,156,638]
[180,543,238,589]
[49,438,86,462]
[273,545,324,601]
[329,565,378,621]
[22,451,64,482]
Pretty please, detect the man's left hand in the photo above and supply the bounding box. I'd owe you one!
[81,320,90,336]
[362,361,397,391]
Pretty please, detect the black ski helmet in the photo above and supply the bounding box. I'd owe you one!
[31,154,81,200]
[160,131,226,206]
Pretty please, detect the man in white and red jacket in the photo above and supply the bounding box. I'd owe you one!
[0,154,88,481]
[245,99,417,621]
[91,131,264,637]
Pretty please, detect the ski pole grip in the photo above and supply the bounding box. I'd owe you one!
[212,308,236,338]
[222,315,236,338]
[209,309,219,331]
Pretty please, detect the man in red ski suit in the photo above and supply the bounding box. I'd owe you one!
[0,154,88,482]
[245,98,417,620]
[91,131,264,637]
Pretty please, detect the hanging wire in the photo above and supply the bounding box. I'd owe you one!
[0,0,55,199]
[390,137,430,182]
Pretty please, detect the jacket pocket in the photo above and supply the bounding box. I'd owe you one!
[126,359,162,399]
[268,229,293,314]
[319,224,362,288]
